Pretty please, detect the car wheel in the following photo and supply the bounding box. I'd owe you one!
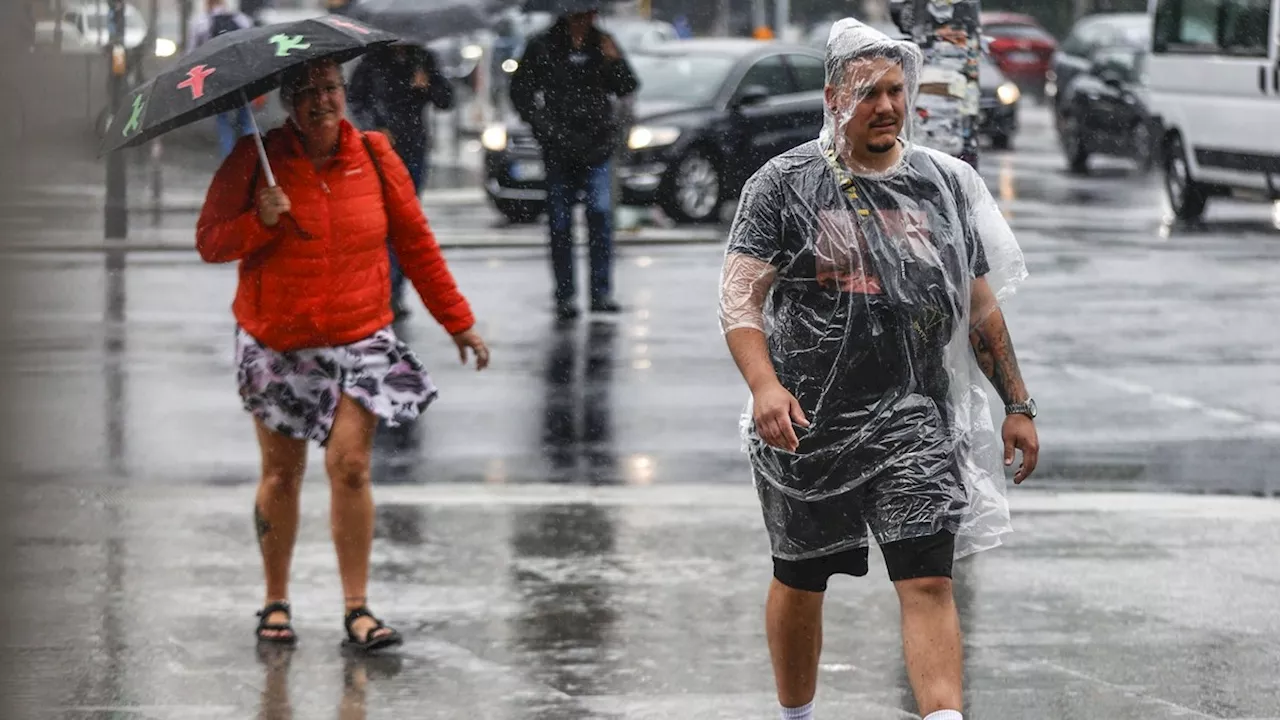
[991,133,1011,151]
[494,199,542,224]
[1162,132,1208,223]
[1057,110,1090,174]
[660,149,722,224]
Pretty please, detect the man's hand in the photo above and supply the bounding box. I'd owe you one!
[412,68,429,89]
[1002,414,1039,484]
[452,328,490,371]
[600,34,620,61]
[752,381,810,453]
[256,186,291,228]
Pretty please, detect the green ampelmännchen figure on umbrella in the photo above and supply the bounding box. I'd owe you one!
[101,15,399,186]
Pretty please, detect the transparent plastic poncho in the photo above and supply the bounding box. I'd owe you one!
[719,19,1027,562]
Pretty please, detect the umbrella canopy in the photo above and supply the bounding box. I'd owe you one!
[349,0,493,44]
[100,15,398,155]
[520,0,607,14]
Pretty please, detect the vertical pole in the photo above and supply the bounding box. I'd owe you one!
[105,0,128,239]
[714,0,731,35]
[774,0,789,40]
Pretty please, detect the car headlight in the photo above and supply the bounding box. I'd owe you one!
[154,37,177,57]
[481,124,508,152]
[502,59,519,73]
[997,82,1020,105]
[628,126,681,150]
[461,44,484,60]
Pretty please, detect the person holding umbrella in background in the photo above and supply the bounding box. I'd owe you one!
[348,41,455,320]
[509,0,639,321]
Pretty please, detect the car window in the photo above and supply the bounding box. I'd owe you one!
[630,53,738,105]
[985,24,1054,41]
[1153,0,1271,55]
[786,54,827,93]
[736,55,796,98]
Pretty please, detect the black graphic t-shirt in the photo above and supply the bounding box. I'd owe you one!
[726,140,990,426]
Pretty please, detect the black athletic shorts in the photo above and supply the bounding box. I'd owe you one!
[773,529,956,592]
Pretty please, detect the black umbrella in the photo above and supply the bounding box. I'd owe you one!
[100,15,398,185]
[521,0,608,14]
[349,0,494,44]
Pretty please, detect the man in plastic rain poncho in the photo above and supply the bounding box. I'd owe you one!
[718,19,1038,720]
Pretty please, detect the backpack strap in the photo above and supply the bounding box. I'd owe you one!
[360,132,387,197]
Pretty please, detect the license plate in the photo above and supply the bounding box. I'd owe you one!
[1006,51,1039,63]
[510,160,544,181]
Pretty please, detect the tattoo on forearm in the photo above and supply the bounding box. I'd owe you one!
[969,309,1027,406]
[255,505,272,547]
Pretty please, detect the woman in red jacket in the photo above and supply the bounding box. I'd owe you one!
[196,57,489,653]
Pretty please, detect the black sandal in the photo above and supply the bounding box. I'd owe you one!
[255,600,298,646]
[342,606,402,653]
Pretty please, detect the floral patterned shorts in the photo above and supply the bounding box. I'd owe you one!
[235,325,438,446]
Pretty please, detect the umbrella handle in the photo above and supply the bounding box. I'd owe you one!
[242,90,277,187]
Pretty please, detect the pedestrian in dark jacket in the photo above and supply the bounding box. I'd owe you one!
[349,42,455,319]
[509,4,639,320]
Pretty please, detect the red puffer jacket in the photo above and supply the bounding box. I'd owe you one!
[196,119,474,352]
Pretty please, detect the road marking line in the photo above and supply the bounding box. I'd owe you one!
[1043,359,1274,434]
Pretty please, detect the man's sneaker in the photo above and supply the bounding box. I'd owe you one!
[556,301,580,320]
[590,296,622,313]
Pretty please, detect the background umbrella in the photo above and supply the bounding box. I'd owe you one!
[100,15,398,186]
[520,0,611,14]
[348,0,494,44]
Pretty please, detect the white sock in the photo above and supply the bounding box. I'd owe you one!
[780,701,815,720]
[923,711,963,720]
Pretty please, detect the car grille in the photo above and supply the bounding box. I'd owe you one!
[508,132,541,155]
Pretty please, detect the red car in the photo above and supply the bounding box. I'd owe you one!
[980,12,1057,99]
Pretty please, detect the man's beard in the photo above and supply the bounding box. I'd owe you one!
[866,139,897,154]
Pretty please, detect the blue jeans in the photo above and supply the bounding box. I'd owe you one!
[546,159,614,303]
[389,147,428,306]
[216,106,253,159]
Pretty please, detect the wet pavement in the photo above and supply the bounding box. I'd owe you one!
[2,104,1280,718]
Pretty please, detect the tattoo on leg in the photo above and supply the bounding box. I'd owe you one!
[255,504,272,546]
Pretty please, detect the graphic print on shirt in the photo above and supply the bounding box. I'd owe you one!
[813,207,939,294]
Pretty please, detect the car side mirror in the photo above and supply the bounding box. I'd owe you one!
[733,85,771,110]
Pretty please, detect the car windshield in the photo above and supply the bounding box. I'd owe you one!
[985,24,1054,41]
[630,53,737,105]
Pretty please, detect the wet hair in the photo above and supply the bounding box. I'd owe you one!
[826,44,909,90]
[278,58,342,111]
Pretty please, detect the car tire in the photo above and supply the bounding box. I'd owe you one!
[991,133,1012,151]
[659,148,723,224]
[1162,132,1208,223]
[1057,110,1090,175]
[494,200,543,224]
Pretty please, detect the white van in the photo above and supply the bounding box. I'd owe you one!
[1145,0,1280,221]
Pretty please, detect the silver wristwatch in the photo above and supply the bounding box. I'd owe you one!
[1005,398,1037,419]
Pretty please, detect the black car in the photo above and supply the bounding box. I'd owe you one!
[1047,12,1150,112]
[481,39,827,224]
[978,53,1022,150]
[1054,45,1158,174]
